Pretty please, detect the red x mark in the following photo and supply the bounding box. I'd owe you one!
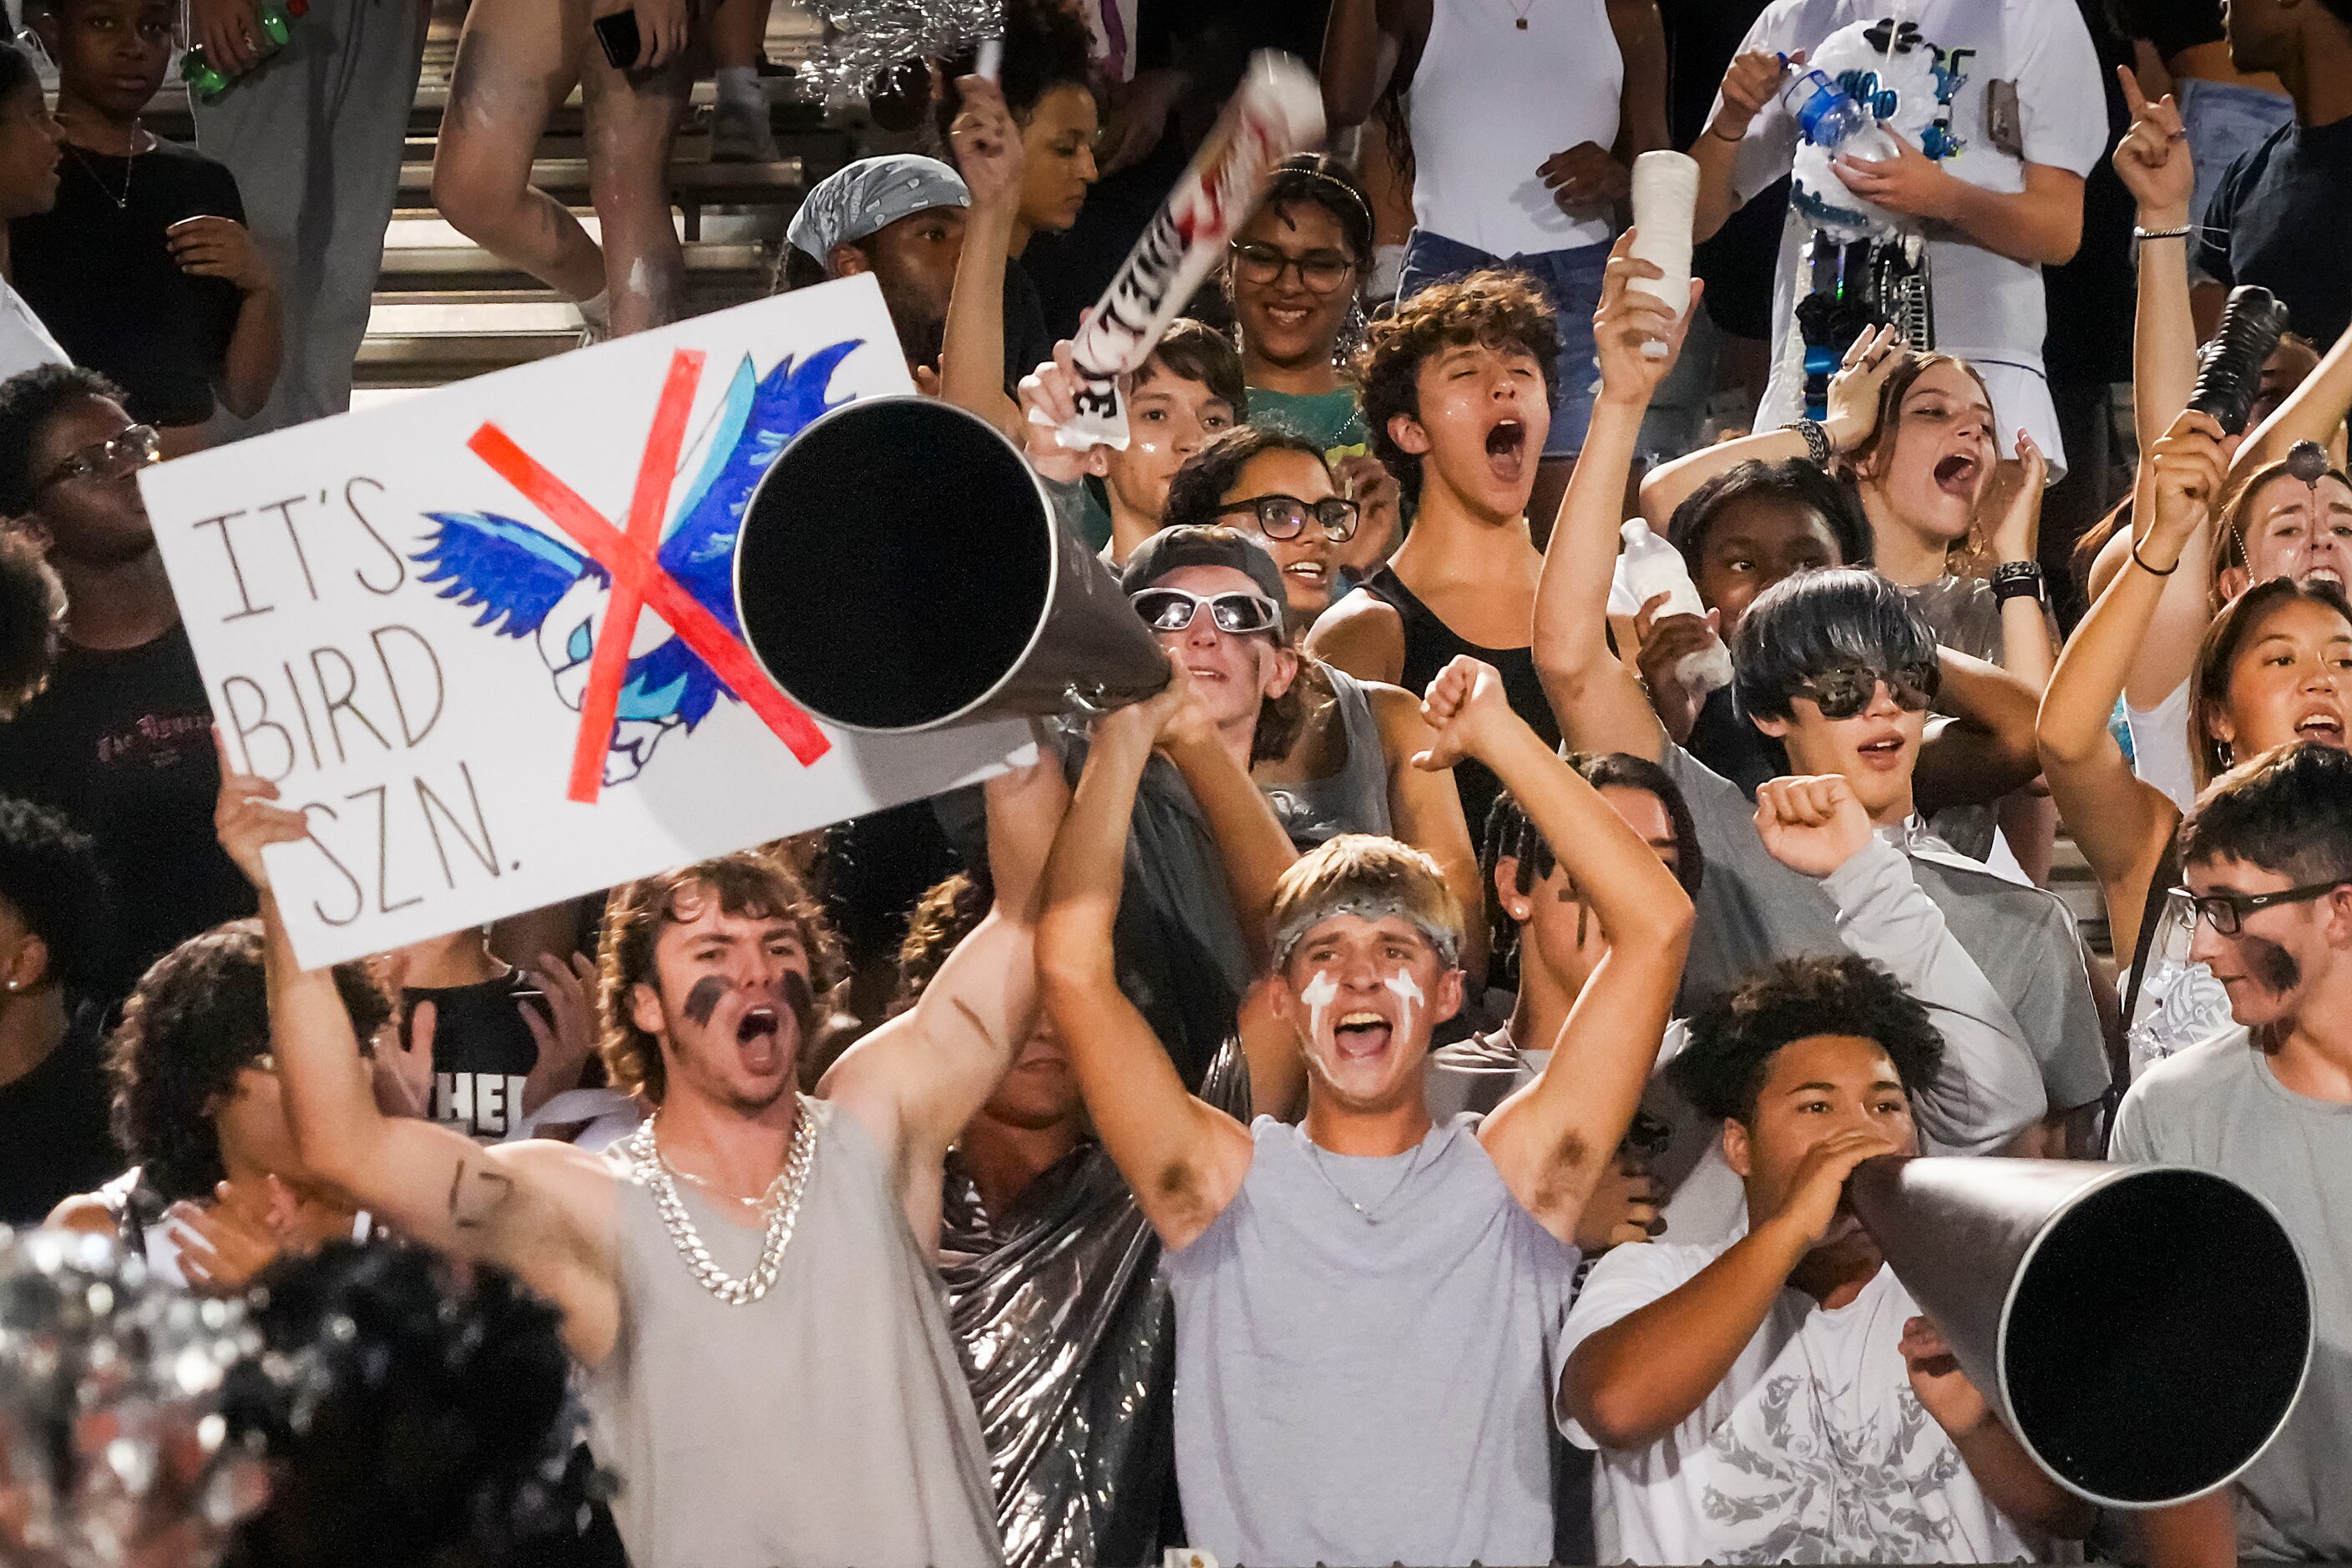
[468,348,831,804]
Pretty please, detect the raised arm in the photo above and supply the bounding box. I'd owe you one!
[1690,48,1784,244]
[2115,68,2198,459]
[215,751,616,1363]
[938,74,1024,435]
[1425,660,1693,1243]
[820,743,1070,1233]
[1368,680,1487,983]
[1984,434,2058,691]
[1912,646,2045,816]
[2233,308,2352,480]
[1637,321,1902,532]
[2037,413,2225,954]
[1563,1127,1896,1446]
[1534,235,1697,761]
[1036,687,1256,1250]
[1159,686,1300,968]
[1754,776,2046,1152]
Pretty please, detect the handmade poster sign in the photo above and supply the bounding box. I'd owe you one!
[142,275,1030,970]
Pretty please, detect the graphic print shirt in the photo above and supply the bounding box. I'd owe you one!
[1559,1241,2055,1565]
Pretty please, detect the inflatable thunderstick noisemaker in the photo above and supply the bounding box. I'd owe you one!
[1849,1156,2312,1508]
[1043,51,1325,453]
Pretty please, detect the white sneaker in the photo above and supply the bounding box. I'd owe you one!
[711,92,780,163]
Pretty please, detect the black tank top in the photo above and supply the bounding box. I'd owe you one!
[1361,565,1561,844]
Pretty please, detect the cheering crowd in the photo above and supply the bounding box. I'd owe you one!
[0,0,2348,1562]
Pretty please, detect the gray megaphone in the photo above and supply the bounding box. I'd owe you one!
[1849,1156,2312,1509]
[733,395,1170,732]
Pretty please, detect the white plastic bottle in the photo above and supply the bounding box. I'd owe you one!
[1617,518,1734,694]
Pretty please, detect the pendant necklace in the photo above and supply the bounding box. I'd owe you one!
[623,1095,821,1306]
[63,119,144,211]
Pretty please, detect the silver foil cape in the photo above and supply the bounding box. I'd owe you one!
[939,1039,1249,1568]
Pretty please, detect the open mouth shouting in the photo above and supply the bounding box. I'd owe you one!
[1485,416,1530,485]
[1331,1009,1396,1060]
[734,1002,784,1072]
[1933,451,1982,502]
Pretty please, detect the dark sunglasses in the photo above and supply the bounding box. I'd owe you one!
[1130,587,1283,637]
[38,423,160,492]
[2183,879,2349,937]
[1792,661,1940,720]
[1228,240,1355,294]
[1213,493,1359,544]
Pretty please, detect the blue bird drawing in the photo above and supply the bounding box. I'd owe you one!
[413,340,859,785]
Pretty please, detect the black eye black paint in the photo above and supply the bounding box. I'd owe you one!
[781,970,817,1031]
[2244,935,2303,994]
[683,975,730,1027]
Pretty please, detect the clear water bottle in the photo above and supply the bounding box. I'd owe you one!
[1778,63,1899,159]
[1618,519,1734,695]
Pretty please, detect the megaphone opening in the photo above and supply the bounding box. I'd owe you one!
[736,397,1055,732]
[2001,1167,2311,1506]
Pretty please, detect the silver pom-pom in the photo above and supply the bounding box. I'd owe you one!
[0,1228,266,1568]
[796,0,1002,109]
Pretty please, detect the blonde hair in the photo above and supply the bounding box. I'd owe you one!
[1267,833,1464,970]
[596,851,844,1103]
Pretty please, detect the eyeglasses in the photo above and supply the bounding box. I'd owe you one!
[1213,493,1359,543]
[1792,661,1940,720]
[38,424,160,491]
[1229,240,1355,295]
[2183,879,2349,937]
[1130,587,1282,637]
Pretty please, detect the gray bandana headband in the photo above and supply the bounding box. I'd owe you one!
[787,154,970,262]
[1272,894,1463,973]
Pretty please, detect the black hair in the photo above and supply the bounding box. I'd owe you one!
[2180,741,2352,888]
[1479,755,1703,979]
[0,797,110,1000]
[1668,458,1874,574]
[107,921,392,1204]
[1732,566,1937,722]
[0,365,124,518]
[935,0,1095,139]
[776,241,838,292]
[1670,953,1945,1125]
[1250,154,1374,266]
[1161,423,1327,533]
[225,1240,608,1568]
[0,41,37,104]
[0,524,64,719]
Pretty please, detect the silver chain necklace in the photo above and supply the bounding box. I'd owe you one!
[1305,1130,1432,1225]
[622,1096,821,1306]
[62,120,144,210]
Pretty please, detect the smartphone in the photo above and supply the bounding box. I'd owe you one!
[592,9,640,70]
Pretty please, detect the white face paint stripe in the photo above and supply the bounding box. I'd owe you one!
[1383,969,1424,1044]
[1301,971,1339,1048]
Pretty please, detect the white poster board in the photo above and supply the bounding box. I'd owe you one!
[142,276,1028,970]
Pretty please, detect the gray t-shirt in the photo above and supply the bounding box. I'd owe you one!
[2110,1037,2352,1560]
[1163,1113,1577,1565]
[1665,745,2111,1114]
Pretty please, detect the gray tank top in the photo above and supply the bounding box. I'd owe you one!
[1263,664,1393,848]
[586,1100,1003,1568]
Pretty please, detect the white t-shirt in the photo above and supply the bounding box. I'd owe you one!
[0,276,68,382]
[1560,1241,2054,1565]
[1723,0,2107,468]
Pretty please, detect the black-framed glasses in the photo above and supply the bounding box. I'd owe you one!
[1228,240,1355,295]
[1130,587,1282,637]
[1214,493,1359,543]
[1793,660,1940,720]
[38,423,160,491]
[2183,879,2350,937]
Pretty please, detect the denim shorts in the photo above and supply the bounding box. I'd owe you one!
[1397,228,1610,457]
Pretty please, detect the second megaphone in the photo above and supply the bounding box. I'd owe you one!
[733,397,1171,732]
